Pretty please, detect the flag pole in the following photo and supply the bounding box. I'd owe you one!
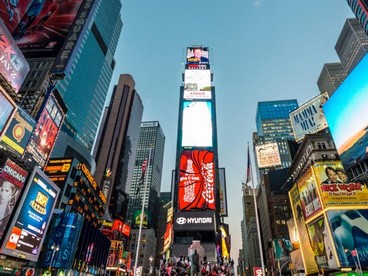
[134,147,152,275]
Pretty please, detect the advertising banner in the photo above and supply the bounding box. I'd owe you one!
[323,54,368,170]
[253,267,263,276]
[297,167,322,221]
[186,47,209,65]
[163,222,173,253]
[0,19,29,93]
[182,101,213,147]
[289,184,318,274]
[255,142,281,168]
[0,158,28,239]
[112,219,130,237]
[173,211,215,231]
[0,167,59,262]
[133,210,152,229]
[1,107,35,156]
[178,150,215,211]
[326,209,368,268]
[0,88,17,139]
[312,161,368,207]
[184,70,211,100]
[44,158,72,188]
[272,238,292,261]
[290,92,329,142]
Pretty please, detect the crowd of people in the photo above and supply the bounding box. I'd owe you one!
[159,253,235,276]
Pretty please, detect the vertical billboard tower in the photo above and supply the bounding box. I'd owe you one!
[172,46,220,260]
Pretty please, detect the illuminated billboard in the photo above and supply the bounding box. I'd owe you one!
[0,88,17,139]
[272,238,292,261]
[326,209,368,268]
[182,101,213,147]
[296,167,322,221]
[290,92,329,142]
[12,0,84,58]
[255,142,281,168]
[1,107,35,156]
[0,158,28,239]
[0,19,29,93]
[44,158,72,188]
[184,70,211,99]
[178,150,215,211]
[0,167,59,262]
[186,47,209,65]
[133,210,152,229]
[323,54,368,170]
[312,161,368,207]
[23,91,66,168]
[347,0,368,35]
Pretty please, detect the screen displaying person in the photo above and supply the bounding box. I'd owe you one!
[187,48,209,64]
[321,167,343,184]
[0,179,19,236]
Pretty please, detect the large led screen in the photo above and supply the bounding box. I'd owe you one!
[1,167,59,262]
[272,238,292,261]
[186,47,209,65]
[178,150,215,211]
[312,161,368,208]
[133,210,152,229]
[326,209,368,268]
[23,92,65,168]
[10,0,84,58]
[1,107,35,156]
[255,142,281,168]
[184,70,211,100]
[0,158,28,240]
[182,101,213,147]
[323,54,368,170]
[290,92,329,142]
[44,158,72,188]
[0,19,29,93]
[0,89,17,138]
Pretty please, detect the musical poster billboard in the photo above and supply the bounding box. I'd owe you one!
[0,167,59,262]
[178,150,215,211]
[290,92,329,142]
[255,142,281,168]
[184,70,211,100]
[186,47,209,65]
[0,88,17,139]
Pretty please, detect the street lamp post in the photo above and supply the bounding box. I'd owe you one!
[49,243,60,272]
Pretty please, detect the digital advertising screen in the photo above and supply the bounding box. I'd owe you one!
[112,219,130,237]
[1,107,35,156]
[182,101,213,147]
[0,89,17,138]
[186,47,209,65]
[184,70,211,100]
[296,167,322,221]
[255,142,281,168]
[272,238,292,261]
[326,209,368,268]
[0,19,29,93]
[1,167,59,262]
[133,210,152,229]
[312,161,368,207]
[323,54,368,170]
[23,92,65,168]
[44,158,72,188]
[290,92,329,142]
[0,158,28,239]
[178,150,215,211]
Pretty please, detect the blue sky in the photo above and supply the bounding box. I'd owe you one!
[108,0,354,263]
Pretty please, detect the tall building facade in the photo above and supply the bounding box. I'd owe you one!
[94,74,143,220]
[317,62,347,96]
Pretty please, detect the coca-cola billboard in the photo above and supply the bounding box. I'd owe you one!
[178,150,216,211]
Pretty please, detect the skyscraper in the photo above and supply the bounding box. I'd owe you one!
[317,62,347,96]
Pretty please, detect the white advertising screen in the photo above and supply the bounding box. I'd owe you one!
[184,70,211,99]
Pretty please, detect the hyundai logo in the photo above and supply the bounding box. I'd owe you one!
[176,217,187,225]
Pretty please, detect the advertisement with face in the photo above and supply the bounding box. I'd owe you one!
[289,184,318,274]
[1,108,35,156]
[182,101,213,147]
[255,142,281,168]
[0,89,17,138]
[290,92,329,142]
[326,209,368,268]
[323,54,368,170]
[178,150,215,211]
[184,70,211,100]
[297,167,322,221]
[312,161,368,207]
[1,167,59,261]
[0,158,28,239]
[186,47,209,65]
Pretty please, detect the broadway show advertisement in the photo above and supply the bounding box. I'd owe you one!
[184,70,211,100]
[326,209,368,268]
[178,150,215,211]
[306,216,337,268]
[323,54,368,170]
[289,184,318,274]
[297,167,322,221]
[0,88,17,139]
[290,92,329,142]
[1,107,35,156]
[186,47,209,65]
[1,167,59,262]
[312,161,368,207]
[0,19,29,93]
[0,158,28,239]
[255,142,281,168]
